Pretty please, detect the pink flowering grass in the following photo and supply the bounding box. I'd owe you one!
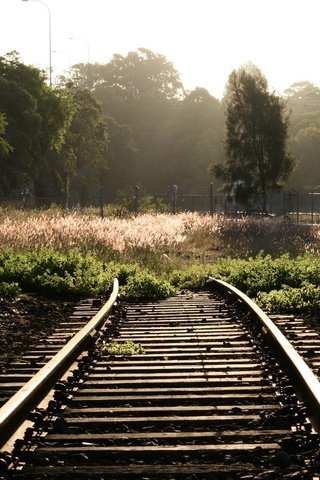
[0,211,214,256]
[0,208,318,260]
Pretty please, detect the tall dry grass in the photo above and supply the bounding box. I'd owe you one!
[0,208,318,260]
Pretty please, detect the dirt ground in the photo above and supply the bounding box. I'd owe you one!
[0,295,76,364]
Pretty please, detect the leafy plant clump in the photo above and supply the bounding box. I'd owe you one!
[257,282,320,313]
[100,340,145,356]
[0,281,21,302]
[0,247,176,301]
[121,272,176,301]
[0,248,109,297]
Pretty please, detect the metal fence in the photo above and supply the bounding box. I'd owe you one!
[3,186,320,223]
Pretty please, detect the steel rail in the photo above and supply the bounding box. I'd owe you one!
[211,277,320,429]
[0,278,119,448]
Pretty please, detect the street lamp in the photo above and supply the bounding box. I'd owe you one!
[69,37,91,88]
[22,0,52,86]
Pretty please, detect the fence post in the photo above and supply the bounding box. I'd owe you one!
[209,183,214,216]
[172,184,178,214]
[99,186,104,218]
[134,185,140,213]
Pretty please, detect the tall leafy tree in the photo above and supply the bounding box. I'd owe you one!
[103,116,138,200]
[284,82,320,189]
[55,86,109,206]
[0,112,12,197]
[288,126,320,188]
[91,48,184,101]
[170,88,224,192]
[285,81,320,119]
[213,64,295,211]
[62,50,228,195]
[0,52,72,197]
[88,49,184,190]
[0,113,12,157]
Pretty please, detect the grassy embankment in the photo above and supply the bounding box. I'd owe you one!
[1,207,320,313]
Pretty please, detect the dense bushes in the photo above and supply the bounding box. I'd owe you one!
[0,281,21,302]
[257,283,320,313]
[1,246,320,312]
[169,254,320,313]
[122,272,175,301]
[0,248,176,301]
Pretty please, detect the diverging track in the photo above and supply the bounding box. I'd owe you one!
[2,280,320,479]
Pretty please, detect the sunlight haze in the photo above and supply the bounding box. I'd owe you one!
[1,0,319,98]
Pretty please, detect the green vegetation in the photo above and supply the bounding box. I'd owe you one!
[2,50,320,350]
[1,239,320,313]
[122,272,175,301]
[257,283,320,313]
[0,281,21,302]
[0,247,177,301]
[100,340,145,356]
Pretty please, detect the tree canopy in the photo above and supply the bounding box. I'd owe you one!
[4,50,319,208]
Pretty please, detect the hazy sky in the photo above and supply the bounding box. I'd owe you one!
[1,0,319,98]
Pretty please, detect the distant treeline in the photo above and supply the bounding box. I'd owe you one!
[0,49,319,205]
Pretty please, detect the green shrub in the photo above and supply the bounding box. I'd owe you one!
[121,272,176,301]
[169,264,215,289]
[213,254,310,297]
[257,282,320,313]
[0,281,21,301]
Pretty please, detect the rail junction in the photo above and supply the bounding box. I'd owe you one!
[0,279,320,478]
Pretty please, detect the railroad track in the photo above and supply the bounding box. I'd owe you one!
[0,298,102,408]
[1,279,320,479]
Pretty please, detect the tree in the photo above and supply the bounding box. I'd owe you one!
[55,86,109,206]
[93,48,184,101]
[103,116,138,200]
[284,81,320,118]
[0,52,72,198]
[284,82,320,189]
[0,113,12,157]
[169,88,224,191]
[89,49,184,190]
[214,64,295,212]
[288,126,320,188]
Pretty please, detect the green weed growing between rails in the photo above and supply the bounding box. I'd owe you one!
[100,340,145,356]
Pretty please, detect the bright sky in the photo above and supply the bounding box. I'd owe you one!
[1,0,319,98]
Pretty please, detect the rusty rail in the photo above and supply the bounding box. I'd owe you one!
[211,277,320,429]
[0,279,119,448]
